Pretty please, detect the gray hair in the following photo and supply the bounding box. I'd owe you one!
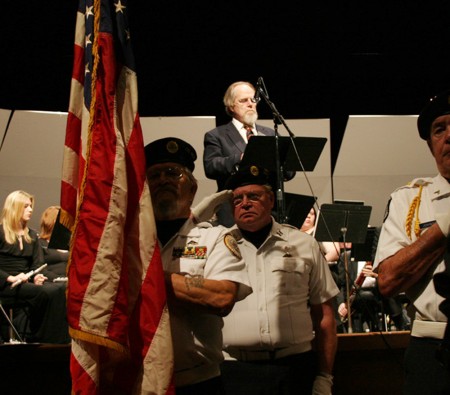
[223,81,256,117]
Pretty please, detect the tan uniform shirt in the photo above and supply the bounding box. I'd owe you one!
[222,220,339,358]
[374,174,450,337]
[161,218,251,386]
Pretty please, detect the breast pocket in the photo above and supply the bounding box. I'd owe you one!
[270,258,307,294]
[179,257,206,277]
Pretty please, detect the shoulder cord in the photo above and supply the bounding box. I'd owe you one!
[405,184,423,240]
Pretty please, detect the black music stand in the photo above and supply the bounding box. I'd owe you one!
[241,136,326,172]
[284,137,327,172]
[241,136,325,223]
[314,203,372,244]
[352,226,378,262]
[281,193,316,228]
[315,203,372,333]
[48,209,71,250]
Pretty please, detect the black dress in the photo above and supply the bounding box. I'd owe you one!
[0,225,70,343]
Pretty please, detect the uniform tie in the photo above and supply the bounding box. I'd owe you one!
[245,125,254,141]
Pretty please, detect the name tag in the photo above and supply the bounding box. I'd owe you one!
[420,220,436,230]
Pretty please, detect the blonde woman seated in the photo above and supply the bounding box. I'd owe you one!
[0,191,69,343]
[39,206,68,277]
[300,207,339,263]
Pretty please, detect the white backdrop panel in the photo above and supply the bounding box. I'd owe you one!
[0,113,218,229]
[3,112,427,230]
[0,110,67,229]
[333,115,436,226]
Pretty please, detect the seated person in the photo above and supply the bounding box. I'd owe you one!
[38,206,68,277]
[337,234,410,332]
[300,207,339,263]
[301,207,343,332]
[0,191,70,343]
[336,257,383,332]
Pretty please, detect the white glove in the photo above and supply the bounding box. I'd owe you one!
[190,190,233,224]
[312,372,333,395]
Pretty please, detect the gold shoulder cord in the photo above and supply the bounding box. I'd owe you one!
[405,184,423,240]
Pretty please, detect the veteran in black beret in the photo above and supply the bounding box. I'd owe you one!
[143,136,252,392]
[225,165,275,191]
[372,90,450,395]
[144,137,198,225]
[220,164,339,395]
[418,89,450,140]
[145,137,197,171]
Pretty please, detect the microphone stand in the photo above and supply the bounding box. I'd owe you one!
[273,122,286,223]
[255,77,315,223]
[255,79,290,223]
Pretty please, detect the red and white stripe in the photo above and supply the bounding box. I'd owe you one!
[61,1,174,393]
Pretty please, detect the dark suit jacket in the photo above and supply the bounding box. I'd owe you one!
[203,121,275,191]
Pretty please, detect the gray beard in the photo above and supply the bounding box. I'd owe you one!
[243,112,258,126]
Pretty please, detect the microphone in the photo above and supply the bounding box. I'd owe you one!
[253,77,263,103]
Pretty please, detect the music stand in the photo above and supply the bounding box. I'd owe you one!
[241,136,326,172]
[315,203,372,333]
[352,226,377,262]
[314,203,372,244]
[48,209,71,250]
[241,136,325,222]
[284,137,327,172]
[280,193,316,228]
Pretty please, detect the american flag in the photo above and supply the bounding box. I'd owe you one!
[61,0,174,393]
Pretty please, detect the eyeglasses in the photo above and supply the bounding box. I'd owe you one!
[232,191,267,207]
[147,166,184,182]
[235,97,257,105]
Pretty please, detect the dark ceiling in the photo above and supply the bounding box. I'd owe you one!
[2,1,450,125]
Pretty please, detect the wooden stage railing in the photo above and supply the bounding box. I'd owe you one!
[0,331,411,395]
[334,331,410,394]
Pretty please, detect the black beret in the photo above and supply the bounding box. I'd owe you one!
[225,165,275,190]
[417,90,450,140]
[144,137,197,171]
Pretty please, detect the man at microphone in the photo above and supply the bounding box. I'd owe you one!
[203,81,277,227]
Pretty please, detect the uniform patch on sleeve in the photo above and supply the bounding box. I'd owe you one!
[224,234,242,259]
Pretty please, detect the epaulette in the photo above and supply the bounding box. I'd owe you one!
[196,221,213,229]
[395,177,432,192]
[279,223,298,231]
[272,223,298,239]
